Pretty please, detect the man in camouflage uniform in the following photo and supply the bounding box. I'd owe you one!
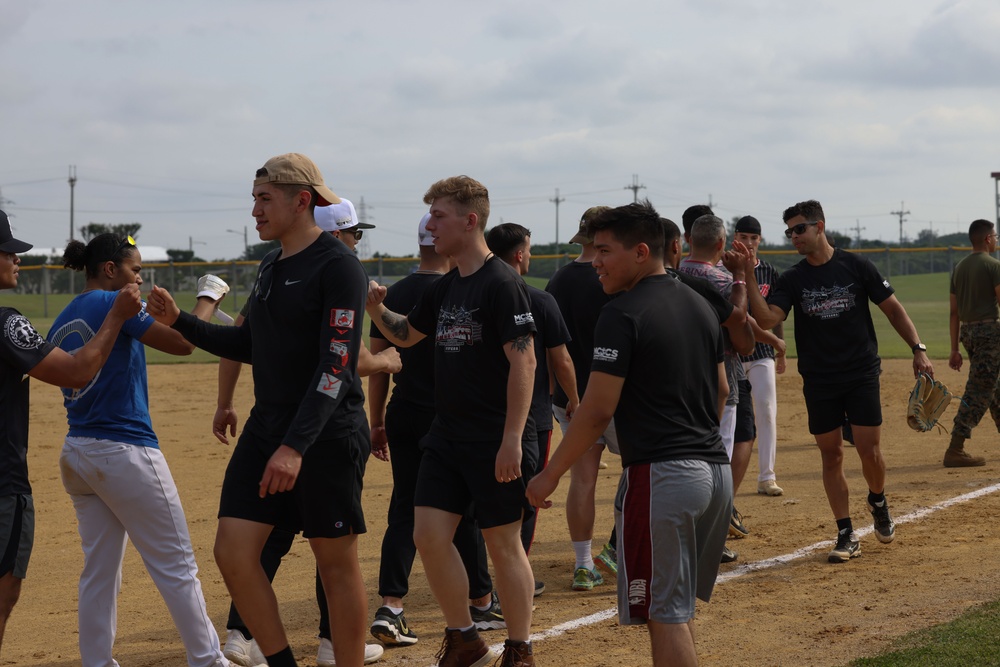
[946,218,1000,467]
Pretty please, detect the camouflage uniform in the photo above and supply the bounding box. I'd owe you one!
[952,320,1000,439]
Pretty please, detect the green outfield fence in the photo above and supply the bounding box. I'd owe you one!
[10,246,980,319]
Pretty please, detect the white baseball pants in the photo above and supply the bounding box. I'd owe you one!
[743,358,778,482]
[60,436,227,667]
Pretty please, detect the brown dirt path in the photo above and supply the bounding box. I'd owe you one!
[6,360,1000,666]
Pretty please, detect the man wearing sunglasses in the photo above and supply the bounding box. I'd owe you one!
[743,199,933,565]
[315,199,376,252]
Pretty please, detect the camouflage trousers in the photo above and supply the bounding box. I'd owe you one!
[953,320,1000,439]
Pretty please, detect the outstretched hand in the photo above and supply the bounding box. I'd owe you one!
[367,280,388,308]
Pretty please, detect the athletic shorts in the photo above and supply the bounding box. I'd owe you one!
[802,375,882,435]
[553,404,620,456]
[616,460,732,625]
[733,379,756,442]
[414,433,535,529]
[219,428,368,538]
[0,494,34,579]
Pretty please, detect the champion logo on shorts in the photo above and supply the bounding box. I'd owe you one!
[514,312,534,326]
[331,309,355,329]
[316,372,343,399]
[628,578,647,606]
[593,346,619,363]
[4,314,44,351]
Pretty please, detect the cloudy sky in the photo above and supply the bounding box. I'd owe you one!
[3,0,1000,261]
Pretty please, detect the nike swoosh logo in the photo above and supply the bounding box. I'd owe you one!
[285,279,302,285]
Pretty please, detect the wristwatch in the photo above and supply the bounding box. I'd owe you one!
[912,343,927,353]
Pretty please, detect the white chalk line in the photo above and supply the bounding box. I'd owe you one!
[469,480,1000,659]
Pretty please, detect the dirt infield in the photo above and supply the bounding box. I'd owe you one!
[7,359,1000,667]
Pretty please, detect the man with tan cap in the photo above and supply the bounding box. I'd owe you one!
[148,154,371,667]
[544,207,621,590]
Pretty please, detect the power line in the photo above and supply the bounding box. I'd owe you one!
[891,201,911,244]
[624,174,646,203]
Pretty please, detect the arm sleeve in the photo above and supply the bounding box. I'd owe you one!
[767,271,794,315]
[861,255,894,305]
[0,310,54,373]
[173,310,253,363]
[282,256,369,453]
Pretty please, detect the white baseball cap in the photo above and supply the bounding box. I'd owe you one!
[418,213,435,246]
[315,199,375,233]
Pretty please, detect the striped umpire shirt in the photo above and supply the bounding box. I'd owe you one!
[741,259,782,363]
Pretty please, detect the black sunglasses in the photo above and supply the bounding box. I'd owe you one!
[784,222,817,239]
[255,258,276,302]
[343,229,363,240]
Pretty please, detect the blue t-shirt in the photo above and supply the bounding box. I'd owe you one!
[48,291,158,448]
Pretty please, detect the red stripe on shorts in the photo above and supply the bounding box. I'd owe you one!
[621,463,653,621]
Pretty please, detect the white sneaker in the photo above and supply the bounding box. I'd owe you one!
[756,479,784,496]
[316,637,385,665]
[197,274,230,301]
[223,629,266,667]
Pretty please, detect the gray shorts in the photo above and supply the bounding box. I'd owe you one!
[552,404,620,456]
[0,494,35,579]
[615,460,732,625]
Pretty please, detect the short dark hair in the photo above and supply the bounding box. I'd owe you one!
[783,199,825,223]
[587,200,664,258]
[661,218,681,248]
[969,218,995,244]
[682,204,714,236]
[485,223,531,262]
[62,233,138,278]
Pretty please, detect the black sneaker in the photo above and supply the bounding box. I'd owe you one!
[370,606,419,646]
[533,580,545,597]
[868,500,896,544]
[469,590,506,631]
[728,506,749,539]
[721,545,738,563]
[828,530,861,563]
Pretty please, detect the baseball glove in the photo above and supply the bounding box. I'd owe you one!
[906,372,953,432]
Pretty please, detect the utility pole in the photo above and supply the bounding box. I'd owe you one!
[853,219,866,248]
[550,188,565,270]
[991,172,1000,227]
[356,196,372,259]
[891,201,910,245]
[69,165,77,294]
[624,174,645,203]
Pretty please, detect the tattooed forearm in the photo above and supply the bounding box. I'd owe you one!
[509,333,532,353]
[381,310,411,341]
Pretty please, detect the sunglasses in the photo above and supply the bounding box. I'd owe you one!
[255,257,276,302]
[343,229,363,240]
[114,234,137,256]
[784,222,817,239]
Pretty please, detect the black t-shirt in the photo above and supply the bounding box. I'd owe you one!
[590,273,727,468]
[545,260,611,409]
[0,308,55,495]
[408,256,537,441]
[369,271,442,410]
[768,248,893,383]
[526,285,572,431]
[668,268,733,325]
[174,232,368,454]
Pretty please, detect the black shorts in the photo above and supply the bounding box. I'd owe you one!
[414,433,535,529]
[733,379,756,442]
[219,428,368,538]
[802,375,882,435]
[0,494,33,579]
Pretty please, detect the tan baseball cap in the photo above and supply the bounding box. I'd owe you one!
[254,153,341,206]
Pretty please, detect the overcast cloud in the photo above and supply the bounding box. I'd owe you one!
[3,0,1000,260]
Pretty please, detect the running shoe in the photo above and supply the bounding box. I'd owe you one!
[828,530,861,563]
[728,506,749,538]
[756,479,784,496]
[223,629,265,667]
[370,606,418,646]
[868,499,896,544]
[571,566,604,591]
[721,545,738,563]
[469,591,506,631]
[533,580,545,597]
[594,542,618,578]
[316,637,384,665]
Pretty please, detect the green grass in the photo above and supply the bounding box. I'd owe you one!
[847,599,1000,666]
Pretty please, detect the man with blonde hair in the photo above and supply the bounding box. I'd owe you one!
[367,176,539,666]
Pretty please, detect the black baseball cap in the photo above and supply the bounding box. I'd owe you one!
[734,215,762,235]
[0,210,32,253]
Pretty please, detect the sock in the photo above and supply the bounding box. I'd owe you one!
[573,539,595,570]
[836,517,853,535]
[387,605,404,615]
[473,600,492,612]
[265,646,297,667]
[447,624,476,634]
[868,491,886,507]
